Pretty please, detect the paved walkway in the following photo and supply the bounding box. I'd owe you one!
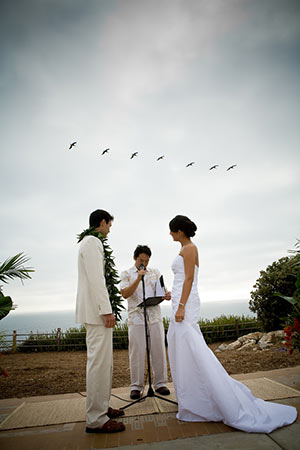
[0,366,299,450]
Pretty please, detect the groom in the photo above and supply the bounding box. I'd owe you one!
[76,209,125,433]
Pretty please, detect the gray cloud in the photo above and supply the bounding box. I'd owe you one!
[1,0,299,312]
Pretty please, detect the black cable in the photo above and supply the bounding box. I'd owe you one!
[77,387,146,404]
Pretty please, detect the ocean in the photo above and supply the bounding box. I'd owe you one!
[0,299,255,335]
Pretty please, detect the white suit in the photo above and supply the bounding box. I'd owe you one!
[76,235,113,428]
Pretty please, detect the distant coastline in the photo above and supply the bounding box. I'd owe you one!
[1,299,255,335]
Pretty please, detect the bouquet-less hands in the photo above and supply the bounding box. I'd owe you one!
[163,291,171,301]
[175,304,185,322]
[102,313,116,328]
[137,268,147,280]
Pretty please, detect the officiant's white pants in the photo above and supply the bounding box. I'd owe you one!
[128,321,168,392]
[85,323,112,427]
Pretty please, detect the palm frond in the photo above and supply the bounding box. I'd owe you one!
[288,239,300,256]
[0,253,34,284]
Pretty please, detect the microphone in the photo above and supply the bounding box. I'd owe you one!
[139,264,145,280]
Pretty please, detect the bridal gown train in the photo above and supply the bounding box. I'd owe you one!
[167,255,297,433]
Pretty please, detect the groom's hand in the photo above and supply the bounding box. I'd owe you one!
[102,313,116,328]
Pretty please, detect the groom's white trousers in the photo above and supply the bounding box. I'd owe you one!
[85,323,112,428]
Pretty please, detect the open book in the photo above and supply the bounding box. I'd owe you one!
[138,275,166,307]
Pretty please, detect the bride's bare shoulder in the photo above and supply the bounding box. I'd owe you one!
[181,243,198,256]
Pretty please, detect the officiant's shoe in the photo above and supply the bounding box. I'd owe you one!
[85,419,125,434]
[107,407,125,419]
[155,386,170,396]
[130,390,141,400]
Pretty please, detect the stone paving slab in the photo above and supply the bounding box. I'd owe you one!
[270,422,300,450]
[0,367,299,449]
[106,432,284,450]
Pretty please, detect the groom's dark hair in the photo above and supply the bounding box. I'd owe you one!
[89,209,114,228]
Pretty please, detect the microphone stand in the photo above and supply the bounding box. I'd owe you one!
[121,270,177,410]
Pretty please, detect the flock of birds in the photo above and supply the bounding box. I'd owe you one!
[68,142,237,171]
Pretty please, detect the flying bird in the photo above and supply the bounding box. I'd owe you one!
[69,141,77,150]
[130,152,138,159]
[209,165,219,170]
[101,148,109,155]
[157,155,164,161]
[227,164,237,171]
[186,162,195,167]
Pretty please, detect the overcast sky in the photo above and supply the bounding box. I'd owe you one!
[1,0,299,314]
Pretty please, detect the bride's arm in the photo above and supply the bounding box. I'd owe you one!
[175,246,196,322]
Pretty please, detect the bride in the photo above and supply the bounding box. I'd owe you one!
[167,215,297,433]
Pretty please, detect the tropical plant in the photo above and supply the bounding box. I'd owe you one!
[276,240,300,353]
[0,253,34,320]
[278,270,300,322]
[278,239,300,303]
[0,293,13,321]
[284,318,300,354]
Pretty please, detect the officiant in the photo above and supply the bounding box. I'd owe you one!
[120,245,171,400]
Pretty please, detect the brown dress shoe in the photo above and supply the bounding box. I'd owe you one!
[155,386,170,396]
[107,407,125,419]
[85,419,125,433]
[130,390,141,400]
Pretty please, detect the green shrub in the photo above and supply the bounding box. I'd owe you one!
[113,322,129,349]
[18,323,130,352]
[16,315,262,351]
[250,256,298,331]
[198,315,261,343]
[0,331,10,352]
[163,314,261,344]
[60,325,86,351]
[19,331,58,352]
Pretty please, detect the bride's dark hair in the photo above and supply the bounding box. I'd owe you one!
[169,215,197,237]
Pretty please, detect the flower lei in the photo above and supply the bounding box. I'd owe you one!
[77,228,125,321]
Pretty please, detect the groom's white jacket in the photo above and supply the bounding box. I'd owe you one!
[76,236,112,324]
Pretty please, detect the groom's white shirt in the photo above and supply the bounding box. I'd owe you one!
[76,235,112,324]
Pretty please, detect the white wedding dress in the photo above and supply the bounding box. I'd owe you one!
[167,255,297,433]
